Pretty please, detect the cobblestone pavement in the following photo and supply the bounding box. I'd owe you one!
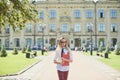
[0,51,120,80]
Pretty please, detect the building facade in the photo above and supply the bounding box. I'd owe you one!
[0,0,120,50]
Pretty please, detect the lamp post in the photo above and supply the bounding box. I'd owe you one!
[93,0,98,50]
[32,0,37,47]
[89,23,93,56]
[41,24,45,55]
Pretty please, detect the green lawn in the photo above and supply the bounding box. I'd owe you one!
[0,50,48,76]
[84,51,120,71]
[98,52,120,71]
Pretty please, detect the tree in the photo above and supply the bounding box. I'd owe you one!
[22,45,26,53]
[115,28,120,54]
[0,45,7,57]
[114,45,120,55]
[0,0,38,31]
[27,45,31,52]
[105,45,110,54]
[98,44,103,53]
[13,47,18,55]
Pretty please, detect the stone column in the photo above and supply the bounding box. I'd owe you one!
[116,7,120,51]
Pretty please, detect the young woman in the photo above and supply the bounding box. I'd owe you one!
[54,37,73,80]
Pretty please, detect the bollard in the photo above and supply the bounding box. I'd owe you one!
[26,53,30,58]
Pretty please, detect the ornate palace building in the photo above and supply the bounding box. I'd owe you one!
[0,0,120,50]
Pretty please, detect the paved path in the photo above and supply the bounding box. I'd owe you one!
[0,51,120,80]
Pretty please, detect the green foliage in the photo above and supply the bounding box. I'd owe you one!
[0,51,39,76]
[27,45,31,52]
[99,52,120,71]
[98,45,103,53]
[0,0,38,31]
[12,47,18,55]
[22,45,26,53]
[0,45,7,57]
[105,45,110,54]
[0,46,1,51]
[114,45,120,55]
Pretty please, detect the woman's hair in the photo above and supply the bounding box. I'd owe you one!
[56,37,70,52]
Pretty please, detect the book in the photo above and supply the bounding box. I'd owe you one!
[62,52,70,66]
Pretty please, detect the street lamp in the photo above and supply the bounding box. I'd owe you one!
[89,23,93,56]
[41,24,45,55]
[32,0,37,47]
[93,0,98,50]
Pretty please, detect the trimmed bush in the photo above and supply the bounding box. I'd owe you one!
[0,45,7,57]
[27,45,31,52]
[22,45,26,53]
[13,47,18,55]
[105,45,110,54]
[0,46,1,51]
[98,45,103,53]
[114,45,120,55]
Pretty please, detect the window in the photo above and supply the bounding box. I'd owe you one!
[50,10,56,19]
[86,9,93,18]
[98,9,104,18]
[62,24,68,32]
[110,9,117,18]
[5,39,9,47]
[5,24,10,33]
[45,39,48,43]
[38,11,44,19]
[26,23,32,32]
[74,24,80,32]
[112,38,117,47]
[99,38,105,47]
[111,23,117,32]
[38,24,43,32]
[14,38,20,47]
[74,10,80,18]
[37,38,42,49]
[98,23,105,32]
[50,24,56,32]
[15,26,20,32]
[87,24,92,32]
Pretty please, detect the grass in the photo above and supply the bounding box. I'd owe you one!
[84,51,120,71]
[0,50,49,76]
[98,52,120,71]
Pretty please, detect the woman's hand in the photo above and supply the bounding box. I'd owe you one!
[62,57,72,63]
[62,57,67,61]
[54,60,63,64]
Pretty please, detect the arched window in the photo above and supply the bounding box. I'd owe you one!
[14,38,20,47]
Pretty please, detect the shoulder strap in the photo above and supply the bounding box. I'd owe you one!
[61,48,64,57]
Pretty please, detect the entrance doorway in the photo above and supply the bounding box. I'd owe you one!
[75,38,81,48]
[49,38,56,50]
[112,38,117,47]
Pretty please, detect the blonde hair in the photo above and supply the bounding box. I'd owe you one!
[56,37,71,52]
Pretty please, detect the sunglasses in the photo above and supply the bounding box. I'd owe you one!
[60,41,66,43]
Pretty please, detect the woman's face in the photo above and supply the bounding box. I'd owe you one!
[60,41,66,48]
